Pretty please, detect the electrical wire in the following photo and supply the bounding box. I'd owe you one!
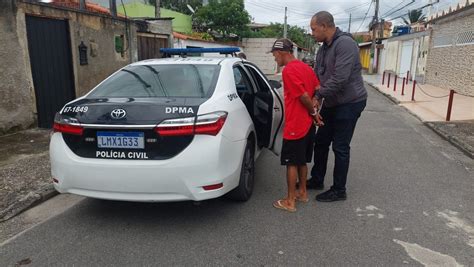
[354,0,373,33]
[120,0,130,53]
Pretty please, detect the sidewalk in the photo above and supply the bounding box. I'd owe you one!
[0,129,55,222]
[364,73,474,158]
[363,74,474,122]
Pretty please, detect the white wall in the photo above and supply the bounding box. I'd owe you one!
[173,38,242,57]
[378,39,388,74]
[242,38,277,75]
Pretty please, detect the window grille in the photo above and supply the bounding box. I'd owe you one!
[456,31,474,45]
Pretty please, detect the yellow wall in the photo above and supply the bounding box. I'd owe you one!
[359,46,371,69]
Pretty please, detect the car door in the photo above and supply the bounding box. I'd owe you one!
[243,63,284,155]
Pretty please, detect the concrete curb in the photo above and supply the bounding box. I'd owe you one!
[0,185,58,222]
[365,81,401,105]
[424,122,474,159]
[365,81,474,159]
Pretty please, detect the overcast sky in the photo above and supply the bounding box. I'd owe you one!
[244,0,462,32]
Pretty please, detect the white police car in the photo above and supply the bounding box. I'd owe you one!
[50,47,284,202]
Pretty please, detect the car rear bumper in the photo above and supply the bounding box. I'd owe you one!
[50,133,246,202]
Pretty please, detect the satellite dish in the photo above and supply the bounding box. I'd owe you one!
[187,4,195,14]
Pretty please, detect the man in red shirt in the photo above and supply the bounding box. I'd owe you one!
[270,38,322,212]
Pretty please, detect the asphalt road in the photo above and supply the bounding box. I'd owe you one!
[1,85,473,266]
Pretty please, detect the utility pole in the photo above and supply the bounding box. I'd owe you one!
[79,0,86,10]
[283,7,288,38]
[369,0,379,74]
[109,0,117,17]
[348,13,352,33]
[427,0,433,18]
[155,0,161,18]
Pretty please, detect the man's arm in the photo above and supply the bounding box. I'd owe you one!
[315,38,357,101]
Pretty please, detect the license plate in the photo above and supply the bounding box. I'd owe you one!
[97,131,144,149]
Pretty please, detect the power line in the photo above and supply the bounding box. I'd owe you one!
[381,0,415,19]
[355,0,374,33]
[380,0,409,17]
[385,0,440,22]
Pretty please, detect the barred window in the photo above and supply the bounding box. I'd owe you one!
[433,35,453,48]
[456,31,474,45]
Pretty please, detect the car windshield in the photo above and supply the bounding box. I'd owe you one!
[87,64,220,98]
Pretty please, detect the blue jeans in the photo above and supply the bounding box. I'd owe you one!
[310,100,366,193]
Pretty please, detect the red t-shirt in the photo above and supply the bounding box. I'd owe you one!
[282,60,320,140]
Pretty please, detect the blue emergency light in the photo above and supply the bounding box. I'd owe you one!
[160,47,240,57]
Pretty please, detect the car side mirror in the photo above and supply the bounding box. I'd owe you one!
[268,80,282,89]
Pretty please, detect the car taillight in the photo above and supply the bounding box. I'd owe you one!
[155,111,227,137]
[53,113,83,135]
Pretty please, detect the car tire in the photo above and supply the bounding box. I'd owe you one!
[226,139,255,201]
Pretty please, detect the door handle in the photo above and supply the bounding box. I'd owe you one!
[273,106,280,111]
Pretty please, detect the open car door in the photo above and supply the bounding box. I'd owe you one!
[243,63,284,155]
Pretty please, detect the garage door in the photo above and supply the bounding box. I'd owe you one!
[399,40,413,76]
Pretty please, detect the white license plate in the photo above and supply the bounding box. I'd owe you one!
[97,131,144,149]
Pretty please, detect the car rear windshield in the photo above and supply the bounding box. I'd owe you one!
[87,64,220,98]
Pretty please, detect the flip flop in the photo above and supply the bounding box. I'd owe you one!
[273,199,296,212]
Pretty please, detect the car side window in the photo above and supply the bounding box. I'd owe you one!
[233,66,253,94]
[245,65,270,93]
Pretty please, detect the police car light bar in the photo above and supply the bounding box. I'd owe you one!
[160,47,240,56]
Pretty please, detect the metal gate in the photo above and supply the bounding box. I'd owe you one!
[26,15,76,128]
[399,40,413,76]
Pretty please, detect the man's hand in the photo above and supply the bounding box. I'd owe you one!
[313,113,324,127]
[311,96,324,126]
[312,96,320,110]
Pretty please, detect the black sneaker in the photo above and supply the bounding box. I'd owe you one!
[315,189,347,202]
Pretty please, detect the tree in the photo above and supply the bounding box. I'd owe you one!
[146,0,203,15]
[241,23,315,50]
[402,10,426,25]
[194,0,251,38]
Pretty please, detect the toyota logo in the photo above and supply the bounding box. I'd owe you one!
[110,109,126,119]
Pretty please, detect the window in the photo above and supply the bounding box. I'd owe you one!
[233,66,253,94]
[245,65,270,93]
[433,35,453,48]
[456,31,474,46]
[88,64,220,98]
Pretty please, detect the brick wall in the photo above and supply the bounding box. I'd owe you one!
[425,9,474,96]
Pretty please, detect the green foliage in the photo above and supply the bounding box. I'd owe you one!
[146,0,203,15]
[402,10,426,25]
[241,23,315,49]
[354,35,364,44]
[194,0,251,38]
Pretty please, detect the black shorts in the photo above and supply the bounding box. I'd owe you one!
[280,125,315,165]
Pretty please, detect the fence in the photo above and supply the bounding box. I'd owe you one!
[381,70,473,122]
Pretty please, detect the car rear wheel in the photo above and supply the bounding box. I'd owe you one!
[226,139,255,201]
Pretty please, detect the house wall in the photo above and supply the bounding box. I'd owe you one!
[425,8,474,96]
[173,38,242,57]
[0,1,139,133]
[382,31,430,82]
[241,38,277,75]
[359,46,371,70]
[0,1,35,133]
[384,41,399,73]
[377,39,388,74]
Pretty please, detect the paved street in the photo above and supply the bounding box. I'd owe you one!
[1,85,473,266]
